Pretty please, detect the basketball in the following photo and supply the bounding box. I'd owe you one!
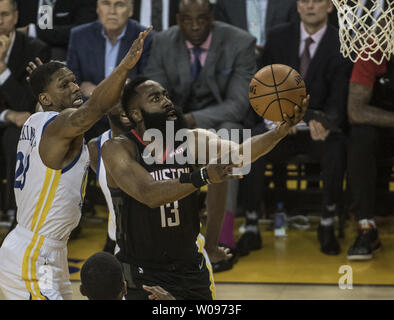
[249,64,307,122]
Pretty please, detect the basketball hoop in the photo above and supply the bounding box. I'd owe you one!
[332,0,393,64]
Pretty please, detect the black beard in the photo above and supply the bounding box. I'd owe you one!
[141,107,188,137]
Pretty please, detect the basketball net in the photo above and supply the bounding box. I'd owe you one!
[332,0,393,64]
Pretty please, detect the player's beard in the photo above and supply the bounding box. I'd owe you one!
[141,107,188,138]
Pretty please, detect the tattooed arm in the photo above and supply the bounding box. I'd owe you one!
[39,28,152,170]
[347,82,394,127]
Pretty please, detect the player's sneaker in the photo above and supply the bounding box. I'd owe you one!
[317,224,340,255]
[347,223,381,261]
[236,231,262,257]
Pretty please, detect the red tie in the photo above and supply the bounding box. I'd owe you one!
[299,37,314,78]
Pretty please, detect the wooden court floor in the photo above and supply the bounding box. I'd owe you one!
[66,206,394,299]
[1,205,394,300]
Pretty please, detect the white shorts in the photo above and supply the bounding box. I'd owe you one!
[0,224,72,300]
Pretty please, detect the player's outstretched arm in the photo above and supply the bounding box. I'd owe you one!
[192,96,309,167]
[46,27,152,140]
[246,96,309,163]
[38,28,151,169]
[101,137,242,208]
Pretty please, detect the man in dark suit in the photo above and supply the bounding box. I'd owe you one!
[132,0,180,31]
[0,0,50,220]
[66,0,153,140]
[214,0,298,52]
[239,0,352,256]
[15,0,97,60]
[144,0,256,272]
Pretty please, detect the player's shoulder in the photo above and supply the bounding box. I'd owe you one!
[26,111,59,126]
[101,134,137,159]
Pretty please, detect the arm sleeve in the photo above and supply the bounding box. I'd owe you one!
[350,52,387,88]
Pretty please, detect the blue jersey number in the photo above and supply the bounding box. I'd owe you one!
[14,152,30,190]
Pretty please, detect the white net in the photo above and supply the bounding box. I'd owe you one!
[332,0,394,64]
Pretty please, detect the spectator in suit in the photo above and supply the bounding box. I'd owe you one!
[214,0,298,53]
[66,0,154,140]
[133,0,180,31]
[0,0,50,221]
[15,0,97,60]
[238,0,352,256]
[346,53,393,261]
[144,0,256,272]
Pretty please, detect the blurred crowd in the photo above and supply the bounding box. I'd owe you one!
[0,0,393,273]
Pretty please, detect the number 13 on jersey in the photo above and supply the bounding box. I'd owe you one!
[160,201,180,228]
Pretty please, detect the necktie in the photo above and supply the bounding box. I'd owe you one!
[299,37,314,78]
[191,47,202,80]
[151,0,163,31]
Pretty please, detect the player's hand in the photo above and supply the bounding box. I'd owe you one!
[5,110,31,127]
[26,57,44,82]
[119,26,152,70]
[142,285,176,300]
[80,81,97,98]
[206,162,243,183]
[309,120,330,141]
[205,245,232,264]
[277,95,309,136]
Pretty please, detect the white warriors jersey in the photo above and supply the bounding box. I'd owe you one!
[96,129,117,242]
[14,111,90,241]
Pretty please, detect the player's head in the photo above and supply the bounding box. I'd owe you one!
[97,0,133,36]
[80,252,127,300]
[121,76,187,133]
[177,0,214,47]
[29,61,83,112]
[297,0,333,29]
[0,0,18,36]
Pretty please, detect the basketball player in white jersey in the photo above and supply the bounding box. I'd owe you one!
[87,103,129,255]
[0,27,152,300]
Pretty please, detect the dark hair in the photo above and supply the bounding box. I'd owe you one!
[80,252,124,300]
[29,61,66,100]
[121,75,151,116]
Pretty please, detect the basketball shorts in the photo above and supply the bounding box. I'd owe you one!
[0,224,72,300]
[122,234,216,300]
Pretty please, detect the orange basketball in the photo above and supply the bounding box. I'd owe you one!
[249,64,307,122]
